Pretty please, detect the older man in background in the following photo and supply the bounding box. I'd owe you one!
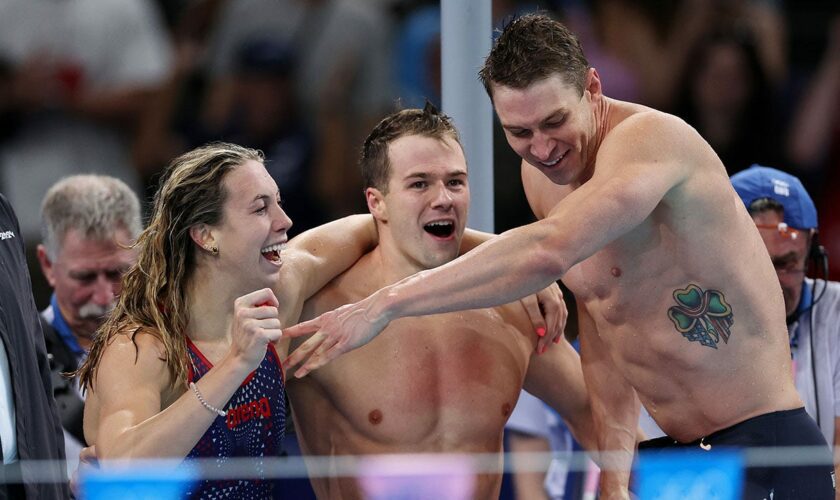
[732,165,840,494]
[35,175,141,474]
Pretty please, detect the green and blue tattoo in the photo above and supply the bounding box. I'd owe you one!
[668,284,734,348]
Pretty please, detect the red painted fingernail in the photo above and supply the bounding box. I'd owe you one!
[539,345,547,355]
[257,301,272,307]
[536,327,546,337]
[553,336,561,344]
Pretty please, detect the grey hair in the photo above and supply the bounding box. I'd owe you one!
[40,175,142,260]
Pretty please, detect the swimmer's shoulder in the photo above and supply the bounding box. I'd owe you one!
[300,253,379,324]
[599,105,706,181]
[606,105,696,148]
[493,299,542,345]
[95,325,173,387]
[106,325,167,357]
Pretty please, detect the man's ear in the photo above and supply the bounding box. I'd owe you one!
[584,67,602,99]
[366,187,388,222]
[36,244,57,287]
[189,224,217,254]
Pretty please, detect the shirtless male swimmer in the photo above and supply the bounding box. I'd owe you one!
[286,14,835,500]
[286,104,597,499]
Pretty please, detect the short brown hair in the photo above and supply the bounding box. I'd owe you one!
[360,102,461,193]
[479,13,589,98]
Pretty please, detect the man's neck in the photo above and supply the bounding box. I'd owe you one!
[369,233,447,287]
[578,96,614,188]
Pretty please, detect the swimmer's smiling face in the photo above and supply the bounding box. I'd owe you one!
[493,71,600,187]
[207,160,292,291]
[367,134,469,271]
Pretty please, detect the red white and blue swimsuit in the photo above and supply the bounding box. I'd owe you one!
[184,339,286,499]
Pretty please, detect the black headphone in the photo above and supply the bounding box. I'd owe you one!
[803,229,828,428]
[808,231,829,285]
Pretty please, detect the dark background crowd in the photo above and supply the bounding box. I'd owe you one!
[0,0,838,310]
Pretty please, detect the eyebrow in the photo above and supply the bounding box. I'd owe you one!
[501,110,565,131]
[250,192,281,205]
[403,170,468,180]
[69,266,129,278]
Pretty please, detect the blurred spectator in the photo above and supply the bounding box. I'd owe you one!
[782,0,836,85]
[199,38,325,234]
[0,0,172,242]
[786,14,840,172]
[36,175,140,476]
[393,3,441,109]
[203,0,395,218]
[557,0,785,111]
[0,192,69,498]
[672,28,783,174]
[131,0,230,196]
[785,13,840,281]
[563,0,711,110]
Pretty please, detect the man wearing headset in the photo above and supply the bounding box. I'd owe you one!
[732,165,840,485]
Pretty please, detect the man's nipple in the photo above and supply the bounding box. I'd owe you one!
[610,267,622,278]
[502,403,512,417]
[368,409,383,425]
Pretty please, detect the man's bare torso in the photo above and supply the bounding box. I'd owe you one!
[522,99,802,441]
[287,252,538,499]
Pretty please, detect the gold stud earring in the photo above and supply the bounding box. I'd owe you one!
[206,245,218,255]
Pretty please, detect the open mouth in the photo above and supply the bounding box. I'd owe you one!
[541,151,566,168]
[424,220,455,238]
[260,242,285,263]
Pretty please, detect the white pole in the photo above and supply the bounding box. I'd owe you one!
[441,0,494,232]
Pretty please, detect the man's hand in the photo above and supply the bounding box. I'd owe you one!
[282,295,389,378]
[520,281,567,354]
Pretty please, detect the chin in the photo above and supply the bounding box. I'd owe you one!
[430,251,459,269]
[254,269,281,289]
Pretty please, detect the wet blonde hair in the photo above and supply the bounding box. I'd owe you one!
[78,142,264,391]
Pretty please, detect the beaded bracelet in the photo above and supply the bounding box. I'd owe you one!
[189,382,227,417]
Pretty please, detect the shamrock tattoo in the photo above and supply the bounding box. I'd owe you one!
[667,284,734,348]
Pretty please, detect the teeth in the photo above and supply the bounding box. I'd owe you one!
[260,243,286,254]
[426,221,453,227]
[542,153,566,167]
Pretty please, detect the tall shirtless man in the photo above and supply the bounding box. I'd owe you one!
[286,104,595,499]
[286,14,835,499]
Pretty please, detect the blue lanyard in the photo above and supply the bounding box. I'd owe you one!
[49,294,86,359]
[790,282,813,350]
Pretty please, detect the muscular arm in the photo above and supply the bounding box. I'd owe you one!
[284,113,693,373]
[459,228,496,253]
[578,305,638,499]
[89,289,282,461]
[376,116,689,318]
[89,333,254,460]
[523,339,596,452]
[276,214,376,309]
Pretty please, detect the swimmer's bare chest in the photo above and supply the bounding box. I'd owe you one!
[297,307,533,452]
[566,214,679,313]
